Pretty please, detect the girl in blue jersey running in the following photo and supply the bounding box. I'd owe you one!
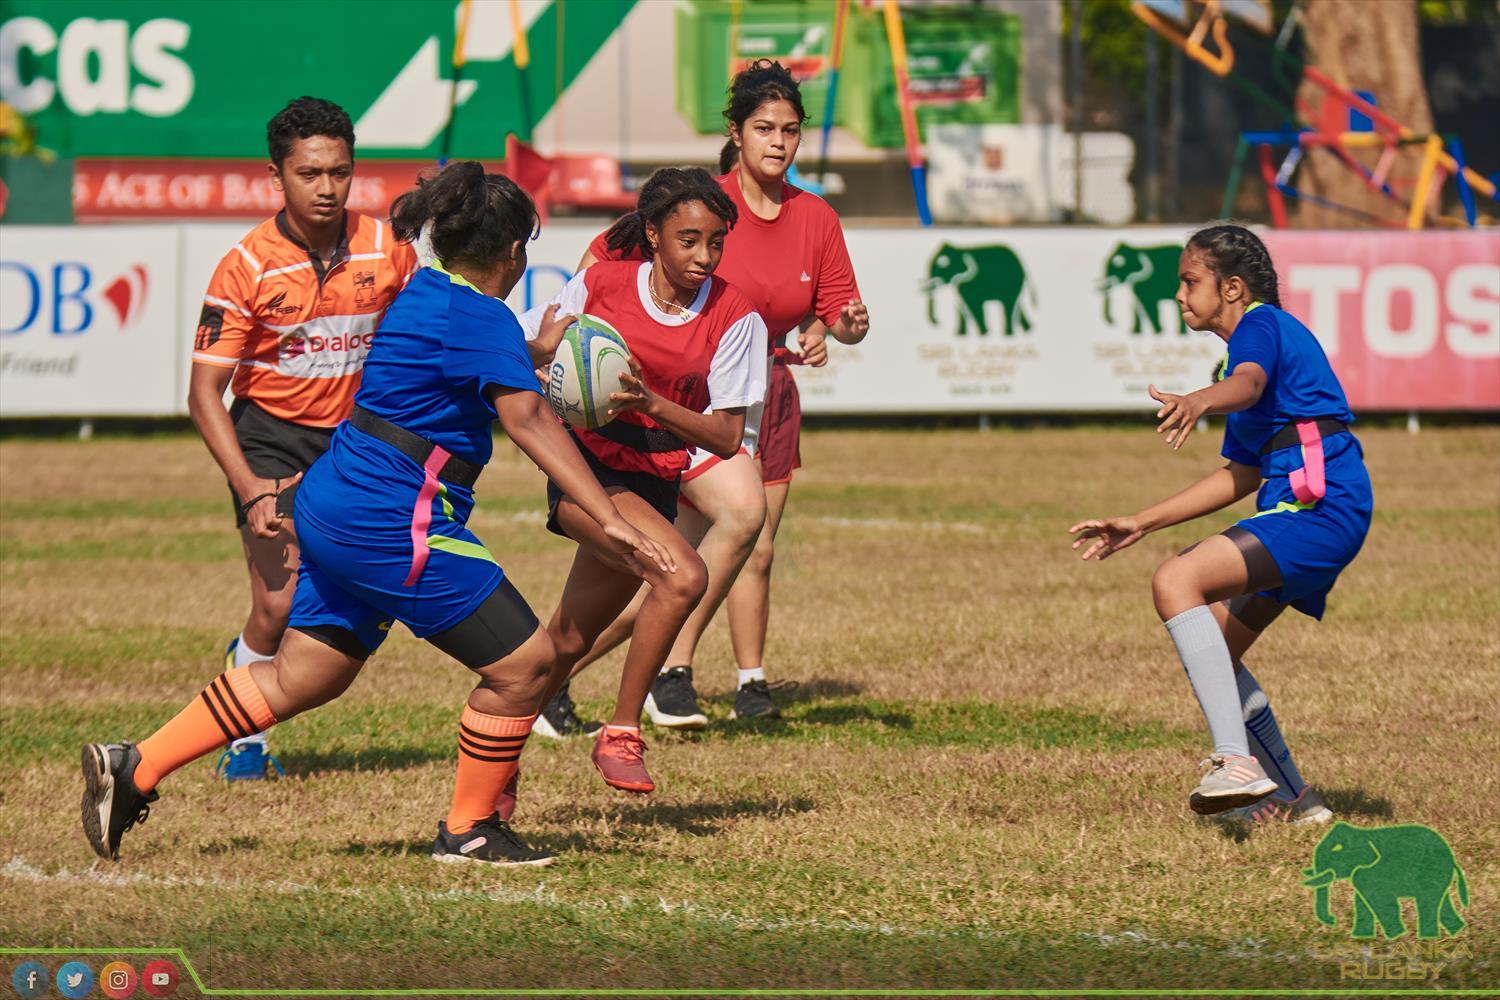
[1070,224,1371,824]
[81,163,676,867]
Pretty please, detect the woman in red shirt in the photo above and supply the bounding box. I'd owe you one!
[547,61,869,733]
[523,168,768,792]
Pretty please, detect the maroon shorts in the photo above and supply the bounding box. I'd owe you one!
[759,359,801,486]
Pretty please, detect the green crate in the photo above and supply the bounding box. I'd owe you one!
[838,5,1021,149]
[676,0,839,136]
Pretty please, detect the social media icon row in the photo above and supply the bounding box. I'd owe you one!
[11,959,178,998]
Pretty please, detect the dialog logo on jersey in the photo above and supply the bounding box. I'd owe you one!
[920,242,1034,337]
[1098,242,1186,335]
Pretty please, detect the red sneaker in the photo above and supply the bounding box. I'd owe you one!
[496,767,519,822]
[591,728,654,793]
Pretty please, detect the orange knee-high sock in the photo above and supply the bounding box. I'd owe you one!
[447,705,534,835]
[134,668,277,792]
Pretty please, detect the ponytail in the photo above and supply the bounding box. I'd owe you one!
[718,138,739,175]
[602,166,737,259]
[390,160,538,269]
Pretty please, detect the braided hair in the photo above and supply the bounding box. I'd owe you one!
[1185,224,1282,309]
[390,161,538,270]
[719,59,807,174]
[600,166,738,260]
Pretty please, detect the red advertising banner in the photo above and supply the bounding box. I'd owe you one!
[72,159,502,222]
[1264,231,1500,410]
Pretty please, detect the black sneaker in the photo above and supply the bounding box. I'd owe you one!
[643,666,708,730]
[431,813,556,867]
[532,683,601,739]
[731,678,782,720]
[81,742,159,861]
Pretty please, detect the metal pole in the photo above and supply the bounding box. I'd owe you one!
[1145,24,1159,222]
[1168,46,1183,219]
[1070,0,1084,221]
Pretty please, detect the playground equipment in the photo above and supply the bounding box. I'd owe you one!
[1133,0,1498,229]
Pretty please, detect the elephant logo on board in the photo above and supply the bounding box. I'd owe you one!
[1099,242,1184,335]
[922,242,1035,337]
[1302,822,1469,940]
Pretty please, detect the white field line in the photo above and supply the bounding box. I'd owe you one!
[0,856,1312,964]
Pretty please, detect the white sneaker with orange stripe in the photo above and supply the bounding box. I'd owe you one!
[1219,786,1334,826]
[1189,754,1278,815]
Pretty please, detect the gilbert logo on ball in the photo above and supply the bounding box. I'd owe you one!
[547,313,631,431]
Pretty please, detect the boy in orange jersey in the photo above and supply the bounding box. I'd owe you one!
[187,97,417,778]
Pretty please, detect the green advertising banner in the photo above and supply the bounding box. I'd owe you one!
[0,0,632,158]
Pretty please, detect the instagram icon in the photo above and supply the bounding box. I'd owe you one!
[101,961,138,998]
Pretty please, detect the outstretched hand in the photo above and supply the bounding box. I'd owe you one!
[1150,383,1207,451]
[1068,515,1144,561]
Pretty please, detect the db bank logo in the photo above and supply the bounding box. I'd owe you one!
[0,260,149,334]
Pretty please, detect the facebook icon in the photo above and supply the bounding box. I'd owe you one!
[11,961,48,998]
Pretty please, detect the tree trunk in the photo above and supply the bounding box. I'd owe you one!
[1292,0,1436,228]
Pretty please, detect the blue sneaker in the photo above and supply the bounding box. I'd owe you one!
[214,735,284,781]
[223,636,238,670]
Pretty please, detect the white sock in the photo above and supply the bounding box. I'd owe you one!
[233,633,276,668]
[737,667,765,689]
[1236,664,1306,801]
[1165,606,1250,759]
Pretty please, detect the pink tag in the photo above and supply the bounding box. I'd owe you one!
[403,447,452,587]
[1288,420,1326,504]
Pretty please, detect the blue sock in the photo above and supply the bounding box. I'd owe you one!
[1236,664,1306,801]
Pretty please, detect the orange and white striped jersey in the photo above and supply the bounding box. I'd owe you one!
[192,210,418,427]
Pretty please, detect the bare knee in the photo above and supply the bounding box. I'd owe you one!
[720,507,767,557]
[1151,556,1202,621]
[249,588,294,638]
[657,550,709,611]
[476,631,555,706]
[743,534,775,580]
[547,621,590,669]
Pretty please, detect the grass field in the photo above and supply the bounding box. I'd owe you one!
[2,424,1496,995]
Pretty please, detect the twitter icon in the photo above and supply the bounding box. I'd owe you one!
[57,961,94,998]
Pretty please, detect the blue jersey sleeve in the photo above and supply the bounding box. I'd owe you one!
[441,286,542,415]
[1226,307,1279,381]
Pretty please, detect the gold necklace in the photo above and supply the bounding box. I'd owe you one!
[647,266,694,317]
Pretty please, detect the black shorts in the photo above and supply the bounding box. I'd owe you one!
[545,431,679,538]
[228,399,335,527]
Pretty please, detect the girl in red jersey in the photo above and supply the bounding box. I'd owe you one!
[522,168,768,792]
[545,61,868,734]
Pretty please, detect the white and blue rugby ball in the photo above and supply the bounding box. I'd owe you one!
[546,314,632,430]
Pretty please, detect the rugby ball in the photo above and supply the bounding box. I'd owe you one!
[546,313,632,430]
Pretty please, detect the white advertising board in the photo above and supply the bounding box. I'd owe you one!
[515,224,1224,414]
[0,225,182,416]
[4,222,1493,418]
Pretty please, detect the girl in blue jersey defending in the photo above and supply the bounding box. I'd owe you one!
[1070,224,1371,824]
[81,163,676,866]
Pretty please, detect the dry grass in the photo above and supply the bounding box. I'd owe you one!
[1,424,1496,993]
